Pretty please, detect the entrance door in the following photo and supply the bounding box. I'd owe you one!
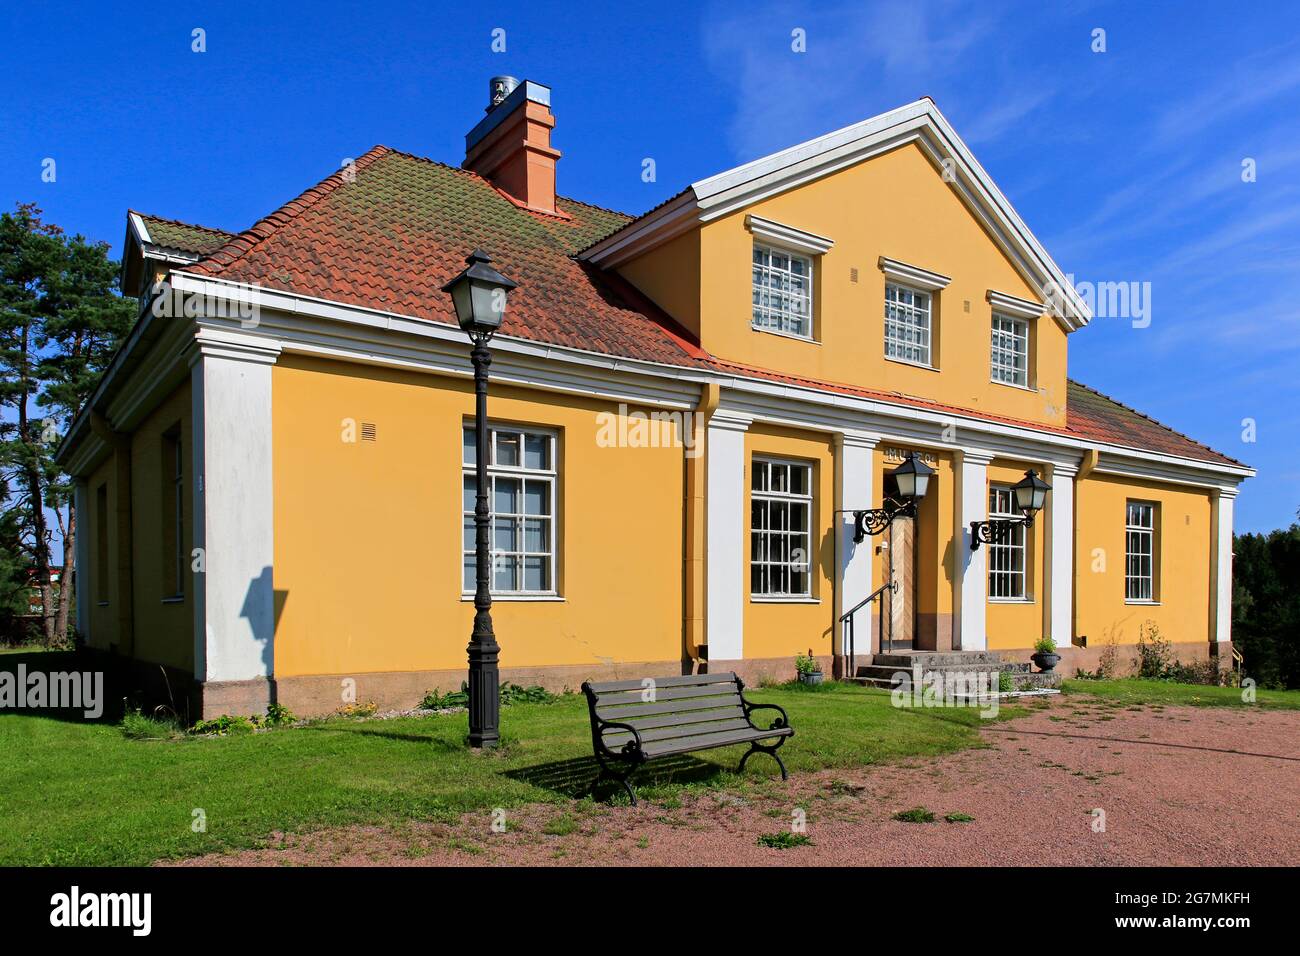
[884,516,916,651]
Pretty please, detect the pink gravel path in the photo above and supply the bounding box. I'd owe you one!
[164,695,1300,867]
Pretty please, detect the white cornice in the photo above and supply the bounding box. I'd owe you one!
[745,215,834,255]
[879,256,951,292]
[988,289,1045,320]
[57,270,1251,491]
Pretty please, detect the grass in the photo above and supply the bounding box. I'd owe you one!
[0,665,1018,866]
[892,806,936,823]
[943,811,975,823]
[1062,678,1300,709]
[757,831,812,849]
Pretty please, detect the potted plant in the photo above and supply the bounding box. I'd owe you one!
[795,649,823,685]
[1031,636,1061,673]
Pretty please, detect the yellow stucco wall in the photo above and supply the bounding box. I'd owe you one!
[129,380,194,671]
[742,424,836,661]
[619,142,1069,428]
[271,355,686,677]
[1074,473,1212,647]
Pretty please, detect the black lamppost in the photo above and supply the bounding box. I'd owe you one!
[441,249,517,749]
[851,451,936,542]
[969,468,1051,550]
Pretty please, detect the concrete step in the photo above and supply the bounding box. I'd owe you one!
[873,652,1004,668]
[855,664,1004,682]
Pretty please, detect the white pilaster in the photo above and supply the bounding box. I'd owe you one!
[953,449,993,650]
[834,431,879,665]
[190,329,281,683]
[705,410,751,662]
[1210,488,1237,644]
[1042,462,1077,647]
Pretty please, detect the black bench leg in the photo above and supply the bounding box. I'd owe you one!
[591,757,639,806]
[738,741,789,781]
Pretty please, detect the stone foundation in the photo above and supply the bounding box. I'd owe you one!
[991,640,1231,679]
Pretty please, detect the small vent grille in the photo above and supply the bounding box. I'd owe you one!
[850,267,859,283]
[361,422,377,442]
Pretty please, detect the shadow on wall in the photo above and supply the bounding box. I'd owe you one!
[239,566,287,701]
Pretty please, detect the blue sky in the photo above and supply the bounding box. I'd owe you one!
[2,0,1296,533]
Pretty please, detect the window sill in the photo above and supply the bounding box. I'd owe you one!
[990,378,1035,393]
[1125,600,1161,606]
[885,355,939,372]
[459,593,565,603]
[752,325,819,345]
[161,595,185,605]
[750,596,820,604]
[988,597,1034,605]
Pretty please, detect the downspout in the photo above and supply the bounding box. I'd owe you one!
[684,382,720,670]
[90,412,135,658]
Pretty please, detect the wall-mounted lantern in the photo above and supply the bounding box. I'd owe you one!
[969,468,1051,551]
[852,451,935,542]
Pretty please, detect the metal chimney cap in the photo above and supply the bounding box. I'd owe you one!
[488,76,519,111]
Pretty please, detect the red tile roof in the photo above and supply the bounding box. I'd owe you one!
[162,144,1240,471]
[133,212,234,255]
[189,146,707,368]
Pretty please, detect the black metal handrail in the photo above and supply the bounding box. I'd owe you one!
[839,580,896,677]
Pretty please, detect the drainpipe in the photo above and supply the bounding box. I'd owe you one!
[684,382,720,669]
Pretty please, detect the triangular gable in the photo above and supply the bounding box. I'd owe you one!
[580,99,1091,332]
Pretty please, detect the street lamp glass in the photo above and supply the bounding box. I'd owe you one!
[441,249,517,337]
[1013,468,1051,514]
[890,451,934,503]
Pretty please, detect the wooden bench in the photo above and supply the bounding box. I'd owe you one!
[581,672,794,805]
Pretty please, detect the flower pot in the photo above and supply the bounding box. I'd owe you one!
[799,671,824,685]
[1031,652,1061,673]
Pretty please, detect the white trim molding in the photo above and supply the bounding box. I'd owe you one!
[834,430,880,662]
[189,330,279,684]
[705,410,752,661]
[878,256,952,292]
[987,289,1044,320]
[1041,461,1078,647]
[953,449,994,650]
[1210,487,1237,644]
[745,214,834,256]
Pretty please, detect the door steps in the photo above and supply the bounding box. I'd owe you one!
[848,651,1060,690]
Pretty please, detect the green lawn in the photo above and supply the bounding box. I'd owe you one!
[1062,677,1300,709]
[0,673,1015,866]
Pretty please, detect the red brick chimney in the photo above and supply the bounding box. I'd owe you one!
[464,77,562,216]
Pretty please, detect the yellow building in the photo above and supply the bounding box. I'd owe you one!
[59,81,1252,717]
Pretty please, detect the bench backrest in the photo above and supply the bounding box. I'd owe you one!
[582,672,746,754]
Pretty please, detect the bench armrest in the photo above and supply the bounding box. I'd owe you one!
[741,698,790,733]
[592,719,645,759]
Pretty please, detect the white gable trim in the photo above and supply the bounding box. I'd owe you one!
[987,290,1045,320]
[581,98,1091,331]
[879,256,951,292]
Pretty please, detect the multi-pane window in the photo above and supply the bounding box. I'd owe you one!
[987,485,1026,600]
[990,313,1029,386]
[1125,501,1156,602]
[462,425,556,595]
[884,283,932,366]
[752,243,813,338]
[751,459,812,597]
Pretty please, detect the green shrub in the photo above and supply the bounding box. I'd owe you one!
[1136,621,1174,679]
[190,714,255,736]
[944,812,975,823]
[794,650,820,676]
[420,682,558,710]
[1033,636,1057,655]
[997,670,1014,693]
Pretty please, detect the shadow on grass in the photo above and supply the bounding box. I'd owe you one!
[503,753,725,800]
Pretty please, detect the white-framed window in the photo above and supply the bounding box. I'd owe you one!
[1125,501,1157,602]
[884,283,932,366]
[752,243,813,338]
[462,424,557,595]
[990,313,1029,387]
[751,458,813,597]
[987,485,1027,600]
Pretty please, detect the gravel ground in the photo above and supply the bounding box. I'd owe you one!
[164,695,1300,867]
